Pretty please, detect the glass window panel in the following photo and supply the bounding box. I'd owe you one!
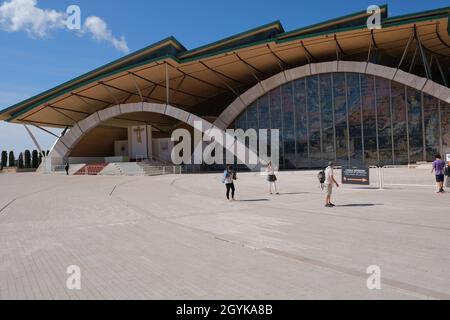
[442,102,450,154]
[320,73,334,163]
[361,74,378,165]
[423,93,440,161]
[246,102,258,131]
[346,73,363,165]
[307,75,321,163]
[407,87,423,163]
[282,83,295,168]
[391,81,408,164]
[294,78,308,167]
[333,73,348,165]
[258,94,270,130]
[270,87,283,165]
[235,111,247,130]
[375,77,393,165]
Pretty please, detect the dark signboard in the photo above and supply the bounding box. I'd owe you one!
[342,166,370,185]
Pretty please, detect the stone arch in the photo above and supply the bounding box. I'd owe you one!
[49,102,216,159]
[214,61,450,130]
[46,102,261,171]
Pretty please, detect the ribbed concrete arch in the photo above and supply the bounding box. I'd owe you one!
[48,102,261,170]
[214,61,450,130]
[49,102,215,159]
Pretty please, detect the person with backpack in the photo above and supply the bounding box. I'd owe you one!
[266,161,279,195]
[222,165,237,201]
[431,154,445,193]
[324,161,339,207]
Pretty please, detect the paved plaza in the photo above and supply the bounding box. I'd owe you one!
[0,168,449,300]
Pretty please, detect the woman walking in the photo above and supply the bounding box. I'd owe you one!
[266,161,279,195]
[222,165,236,201]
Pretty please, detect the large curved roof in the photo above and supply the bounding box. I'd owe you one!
[1,5,449,131]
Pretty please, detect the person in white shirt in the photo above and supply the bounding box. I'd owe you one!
[266,161,279,195]
[324,161,339,207]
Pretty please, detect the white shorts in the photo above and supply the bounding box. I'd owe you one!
[325,183,333,196]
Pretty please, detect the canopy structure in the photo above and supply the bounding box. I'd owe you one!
[1,5,449,136]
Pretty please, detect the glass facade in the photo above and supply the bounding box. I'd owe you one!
[235,72,450,169]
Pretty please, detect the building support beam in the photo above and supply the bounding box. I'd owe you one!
[129,72,144,102]
[199,61,246,87]
[165,62,228,93]
[266,44,289,71]
[48,105,79,123]
[414,27,432,80]
[434,55,448,87]
[128,70,209,100]
[165,62,170,106]
[199,61,243,99]
[235,52,268,82]
[99,82,121,105]
[71,92,113,106]
[334,35,346,60]
[23,125,44,156]
[397,31,414,70]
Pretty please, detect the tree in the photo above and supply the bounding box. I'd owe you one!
[18,153,24,169]
[39,152,43,165]
[32,150,39,168]
[24,150,31,168]
[1,151,7,168]
[8,151,15,167]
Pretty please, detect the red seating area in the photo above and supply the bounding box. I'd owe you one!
[74,164,107,176]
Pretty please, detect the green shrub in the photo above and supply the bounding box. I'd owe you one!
[32,150,39,168]
[8,151,15,167]
[1,151,7,167]
[24,150,31,168]
[18,153,24,169]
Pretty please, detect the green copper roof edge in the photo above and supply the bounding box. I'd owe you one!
[380,6,449,23]
[178,20,284,58]
[276,12,450,44]
[278,4,388,39]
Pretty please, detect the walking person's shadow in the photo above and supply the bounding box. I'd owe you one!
[334,203,384,207]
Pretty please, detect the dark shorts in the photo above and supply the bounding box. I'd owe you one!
[436,174,445,182]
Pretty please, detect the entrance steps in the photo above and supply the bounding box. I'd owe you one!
[100,162,143,176]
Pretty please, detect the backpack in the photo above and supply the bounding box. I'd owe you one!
[318,169,326,184]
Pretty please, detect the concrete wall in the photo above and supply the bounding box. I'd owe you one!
[69,126,127,157]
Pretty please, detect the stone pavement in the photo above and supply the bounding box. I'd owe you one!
[0,168,449,300]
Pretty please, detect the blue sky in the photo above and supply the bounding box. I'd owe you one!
[0,0,448,155]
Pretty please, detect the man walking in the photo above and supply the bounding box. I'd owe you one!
[325,161,339,207]
[431,154,445,193]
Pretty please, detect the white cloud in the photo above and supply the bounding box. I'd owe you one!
[84,16,130,54]
[0,0,65,37]
[0,0,130,53]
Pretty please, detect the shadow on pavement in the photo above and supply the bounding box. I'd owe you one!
[237,199,270,202]
[277,192,310,195]
[335,203,384,207]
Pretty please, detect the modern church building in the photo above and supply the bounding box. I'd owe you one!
[1,5,449,171]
